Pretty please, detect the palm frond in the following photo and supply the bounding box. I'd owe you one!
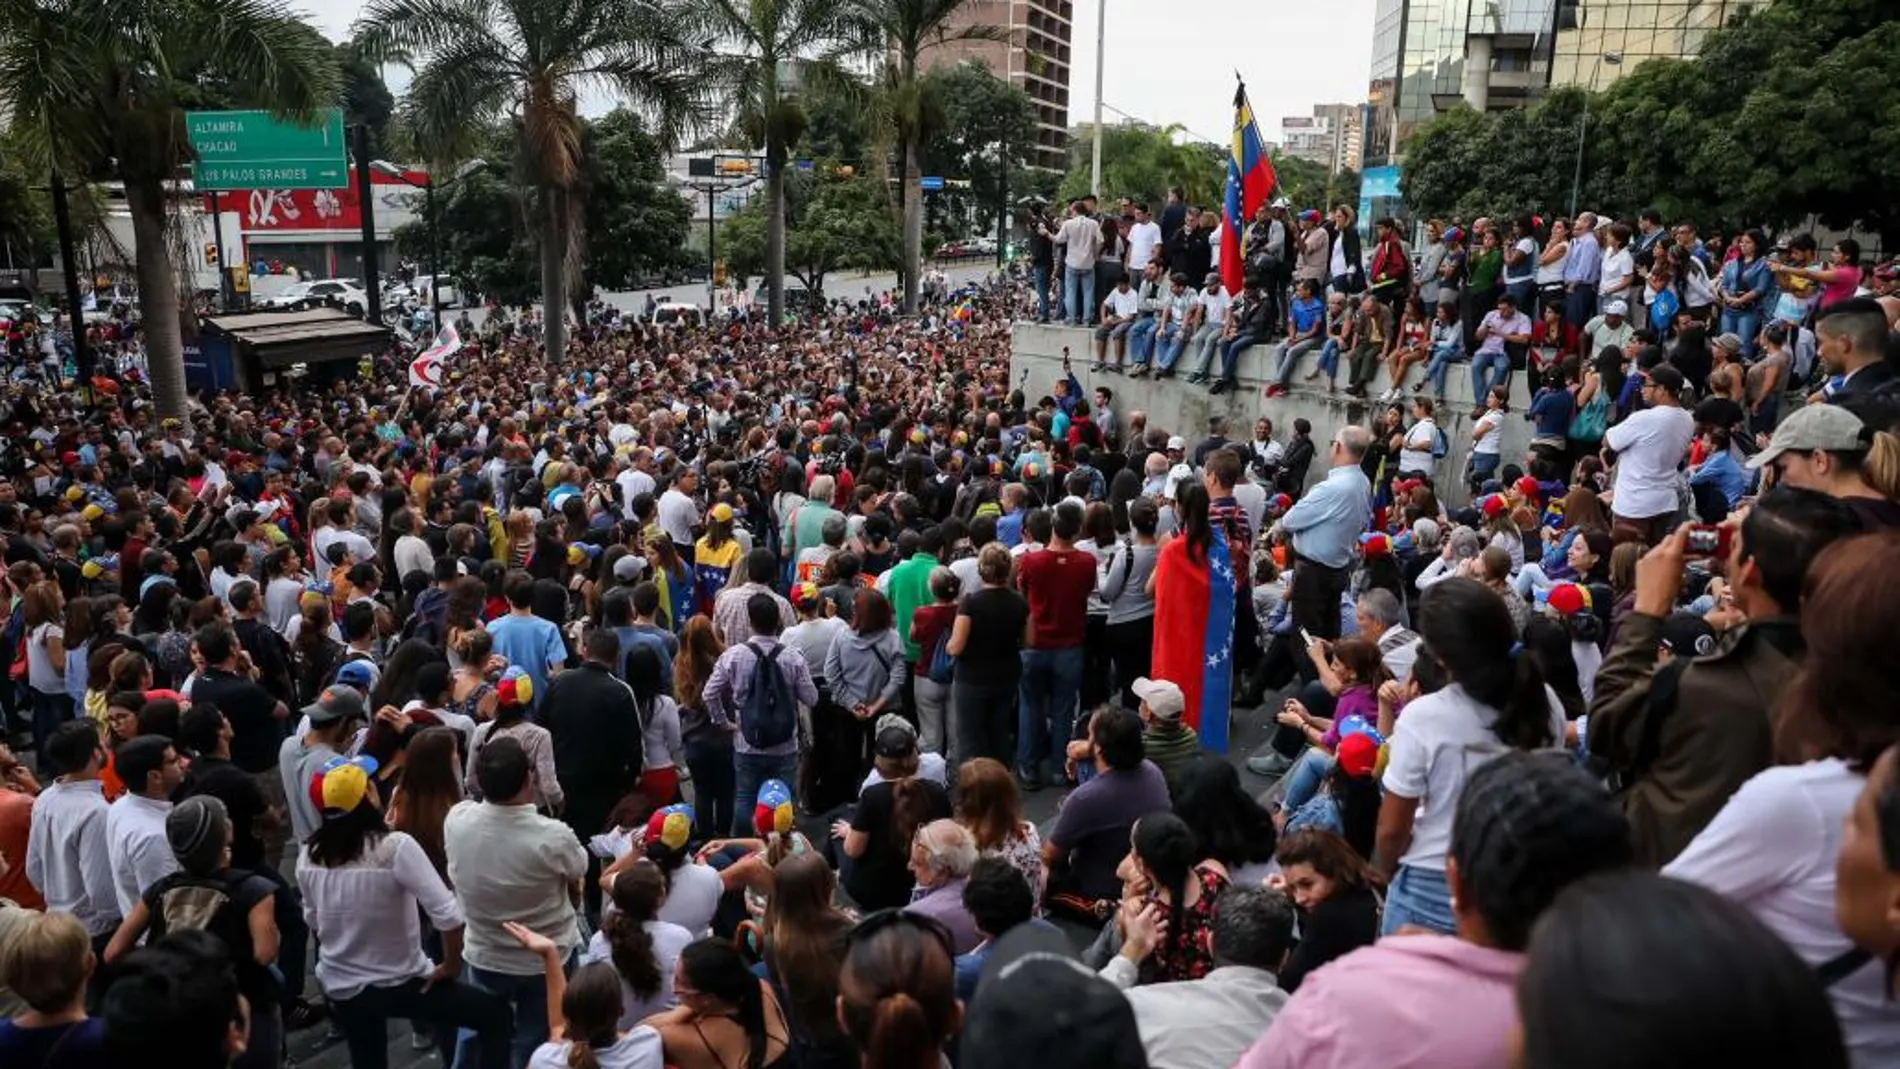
[401,36,521,160]
[179,0,343,119]
[352,0,502,68]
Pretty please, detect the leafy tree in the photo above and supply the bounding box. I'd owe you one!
[393,168,538,306]
[581,110,694,290]
[920,61,1038,242]
[852,0,1004,312]
[337,40,397,159]
[721,168,898,296]
[357,0,703,360]
[683,0,864,325]
[0,0,339,416]
[1057,124,1223,209]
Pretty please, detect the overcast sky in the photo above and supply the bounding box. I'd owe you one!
[309,0,1376,151]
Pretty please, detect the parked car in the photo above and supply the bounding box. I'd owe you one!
[969,236,998,255]
[410,274,463,309]
[650,302,705,327]
[261,278,368,316]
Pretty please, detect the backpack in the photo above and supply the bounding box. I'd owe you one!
[738,641,797,749]
[1430,423,1449,462]
[925,626,956,685]
[403,586,450,646]
[145,871,268,951]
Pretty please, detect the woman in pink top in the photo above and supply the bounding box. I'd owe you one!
[1235,752,1631,1069]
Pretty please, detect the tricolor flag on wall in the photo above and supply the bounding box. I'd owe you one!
[1220,80,1277,298]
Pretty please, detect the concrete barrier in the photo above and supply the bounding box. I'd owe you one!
[1010,321,1539,505]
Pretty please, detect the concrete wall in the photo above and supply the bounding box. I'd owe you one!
[1009,322,1538,505]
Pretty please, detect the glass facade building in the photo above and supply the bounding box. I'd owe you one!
[1550,0,1750,88]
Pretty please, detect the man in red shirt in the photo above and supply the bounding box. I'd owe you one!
[1015,501,1097,789]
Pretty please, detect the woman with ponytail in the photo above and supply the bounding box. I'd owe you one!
[1373,577,1566,937]
[1115,812,1229,984]
[508,921,664,1069]
[582,859,692,1030]
[647,939,791,1069]
[838,912,961,1069]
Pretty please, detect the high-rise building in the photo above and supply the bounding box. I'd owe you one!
[928,0,1075,170]
[1363,0,1753,167]
[1279,104,1366,173]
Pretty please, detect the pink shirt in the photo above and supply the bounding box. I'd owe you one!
[1235,934,1523,1069]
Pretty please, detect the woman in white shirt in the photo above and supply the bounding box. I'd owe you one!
[1535,218,1571,316]
[1667,533,1900,1068]
[1470,385,1507,490]
[584,859,693,1030]
[390,507,437,582]
[1375,577,1566,936]
[1598,222,1637,311]
[627,646,684,805]
[509,923,666,1069]
[1396,398,1441,478]
[299,755,514,1069]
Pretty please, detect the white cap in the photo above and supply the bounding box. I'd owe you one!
[1132,677,1186,721]
[1166,435,1187,451]
[1604,299,1629,316]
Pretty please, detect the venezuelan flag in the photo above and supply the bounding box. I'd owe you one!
[1221,80,1278,298]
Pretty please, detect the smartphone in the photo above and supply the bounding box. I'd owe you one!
[1684,524,1731,559]
[1299,627,1317,648]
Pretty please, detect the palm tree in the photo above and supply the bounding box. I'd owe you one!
[356,0,704,359]
[0,0,338,418]
[683,0,865,325]
[848,0,1003,313]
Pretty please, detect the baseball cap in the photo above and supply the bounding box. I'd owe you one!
[1604,299,1629,316]
[1336,731,1381,778]
[1713,332,1744,354]
[708,502,735,523]
[1660,612,1717,657]
[334,660,376,691]
[644,803,695,850]
[1480,493,1508,519]
[790,581,823,611]
[1746,404,1866,470]
[1513,475,1543,501]
[1647,364,1685,397]
[611,554,646,582]
[496,665,534,707]
[874,715,919,758]
[1165,435,1186,452]
[80,554,119,580]
[312,754,380,815]
[302,683,368,725]
[962,943,1147,1069]
[1130,677,1185,722]
[753,779,795,837]
[1546,582,1593,617]
[1358,532,1392,558]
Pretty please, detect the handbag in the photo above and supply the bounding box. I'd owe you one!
[1568,388,1610,442]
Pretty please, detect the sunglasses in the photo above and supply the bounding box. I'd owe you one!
[846,908,955,959]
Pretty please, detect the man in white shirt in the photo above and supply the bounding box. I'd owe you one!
[104,734,185,917]
[1101,885,1295,1069]
[1125,203,1163,276]
[1604,364,1696,543]
[25,721,120,950]
[657,466,701,558]
[1093,276,1141,371]
[1055,200,1104,326]
[310,498,376,567]
[1183,273,1233,381]
[445,735,589,1069]
[615,447,657,520]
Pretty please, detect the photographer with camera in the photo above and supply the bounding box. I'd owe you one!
[1585,487,1862,868]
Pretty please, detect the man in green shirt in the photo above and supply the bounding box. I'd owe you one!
[1132,677,1201,795]
[883,526,944,662]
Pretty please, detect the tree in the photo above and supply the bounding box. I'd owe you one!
[581,110,694,290]
[394,168,539,306]
[720,167,898,298]
[0,0,338,417]
[683,0,865,325]
[357,0,703,360]
[337,40,397,159]
[851,0,1004,312]
[921,61,1038,244]
[1057,124,1223,209]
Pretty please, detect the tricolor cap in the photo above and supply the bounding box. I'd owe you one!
[1480,493,1509,519]
[1513,475,1543,501]
[1546,582,1593,617]
[1268,493,1292,512]
[80,503,106,523]
[987,455,1005,477]
[909,428,927,445]
[81,554,119,580]
[312,754,380,816]
[645,803,695,851]
[790,582,823,611]
[1358,532,1392,558]
[1336,731,1381,778]
[566,542,600,567]
[754,779,795,837]
[708,502,735,524]
[64,485,85,503]
[496,665,534,708]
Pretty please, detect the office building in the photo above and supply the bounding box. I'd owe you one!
[928,0,1075,170]
[1280,104,1366,173]
[1363,0,1753,167]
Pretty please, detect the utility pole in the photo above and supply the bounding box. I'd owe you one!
[48,170,91,386]
[1090,0,1106,196]
[353,124,382,324]
[210,190,232,310]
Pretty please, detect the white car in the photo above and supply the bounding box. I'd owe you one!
[649,302,705,327]
[411,274,463,309]
[969,236,998,254]
[263,278,368,316]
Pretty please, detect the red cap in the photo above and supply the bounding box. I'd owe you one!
[1337,732,1380,778]
[59,450,79,465]
[1547,582,1593,617]
[1514,476,1542,501]
[1481,494,1508,519]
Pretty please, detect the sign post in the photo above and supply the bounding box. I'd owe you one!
[186,109,348,191]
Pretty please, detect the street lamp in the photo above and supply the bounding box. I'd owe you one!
[371,158,486,320]
[1568,49,1622,219]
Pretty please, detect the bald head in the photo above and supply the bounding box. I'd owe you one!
[1334,425,1371,462]
[1144,452,1169,478]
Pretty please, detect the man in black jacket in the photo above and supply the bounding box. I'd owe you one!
[1213,277,1274,395]
[543,627,645,914]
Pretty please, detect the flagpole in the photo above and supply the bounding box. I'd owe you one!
[1089,0,1105,196]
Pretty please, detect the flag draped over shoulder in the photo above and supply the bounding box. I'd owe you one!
[1221,80,1277,298]
[1151,531,1237,754]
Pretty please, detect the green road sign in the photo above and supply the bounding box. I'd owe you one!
[187,109,348,190]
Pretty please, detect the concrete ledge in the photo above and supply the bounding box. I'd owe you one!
[1011,322,1538,505]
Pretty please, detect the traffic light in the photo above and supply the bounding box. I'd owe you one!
[204,243,220,267]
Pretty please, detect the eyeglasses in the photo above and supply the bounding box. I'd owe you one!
[845,908,955,959]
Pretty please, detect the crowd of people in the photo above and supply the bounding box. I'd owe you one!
[0,195,1898,1069]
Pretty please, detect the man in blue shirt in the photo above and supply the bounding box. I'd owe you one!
[484,570,568,711]
[1278,425,1372,638]
[1562,211,1603,330]
[1688,426,1752,517]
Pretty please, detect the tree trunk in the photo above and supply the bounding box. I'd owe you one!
[128,179,187,419]
[902,134,923,314]
[766,151,786,326]
[541,187,567,359]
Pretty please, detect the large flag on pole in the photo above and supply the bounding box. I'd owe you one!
[408,324,462,388]
[1221,80,1277,298]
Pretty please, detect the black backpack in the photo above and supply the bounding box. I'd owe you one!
[739,641,797,749]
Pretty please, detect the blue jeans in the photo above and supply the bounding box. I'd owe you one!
[456,954,574,1069]
[732,751,800,836]
[1564,283,1597,330]
[1219,336,1261,382]
[1382,863,1456,936]
[1720,307,1762,357]
[1424,343,1463,396]
[1065,267,1096,326]
[1513,562,1554,600]
[1280,748,1334,814]
[30,688,73,765]
[1127,317,1160,365]
[1318,338,1343,380]
[1506,278,1536,313]
[1275,338,1322,385]
[1018,647,1083,779]
[1033,262,1052,321]
[1154,322,1187,369]
[1470,451,1501,490]
[1471,349,1510,401]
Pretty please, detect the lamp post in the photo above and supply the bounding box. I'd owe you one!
[1568,50,1622,219]
[1089,0,1106,196]
[372,158,485,321]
